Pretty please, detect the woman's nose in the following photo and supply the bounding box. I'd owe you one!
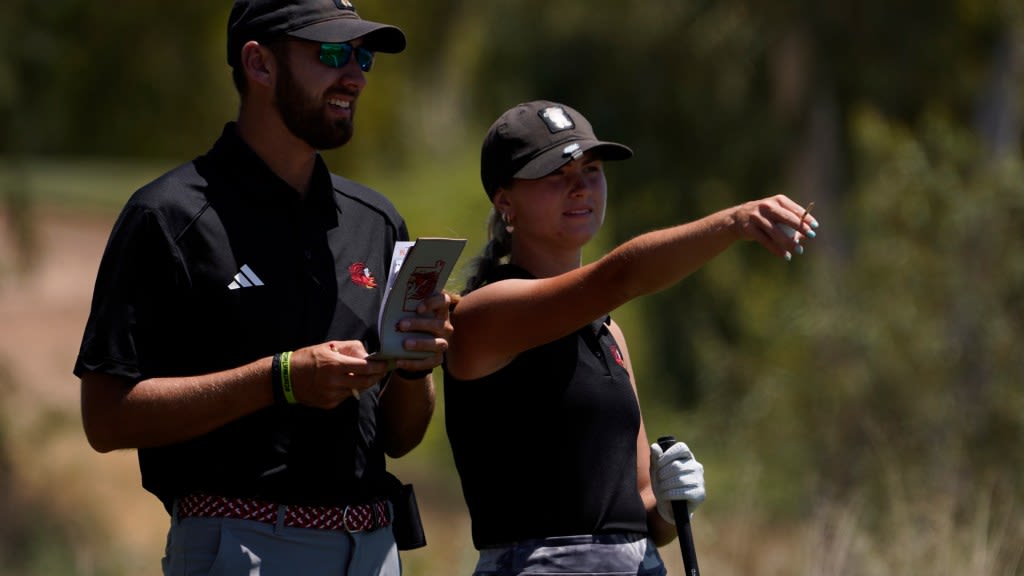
[569,174,590,196]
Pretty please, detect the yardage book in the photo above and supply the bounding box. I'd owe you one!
[373,237,467,360]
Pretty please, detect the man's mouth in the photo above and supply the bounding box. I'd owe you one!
[327,98,351,111]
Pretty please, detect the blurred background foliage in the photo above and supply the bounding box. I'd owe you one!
[2,0,1022,574]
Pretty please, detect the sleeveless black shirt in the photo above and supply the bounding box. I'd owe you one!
[443,264,647,549]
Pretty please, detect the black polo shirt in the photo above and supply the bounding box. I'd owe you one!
[75,123,408,512]
[443,264,648,549]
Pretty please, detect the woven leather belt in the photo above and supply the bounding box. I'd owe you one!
[177,494,391,532]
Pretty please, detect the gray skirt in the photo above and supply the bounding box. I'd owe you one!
[474,533,666,576]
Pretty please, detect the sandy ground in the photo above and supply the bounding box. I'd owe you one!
[0,207,169,570]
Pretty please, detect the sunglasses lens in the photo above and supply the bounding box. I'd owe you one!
[319,44,351,68]
[354,47,374,71]
[319,43,374,72]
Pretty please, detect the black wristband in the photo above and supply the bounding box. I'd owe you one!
[395,368,432,380]
[271,353,286,405]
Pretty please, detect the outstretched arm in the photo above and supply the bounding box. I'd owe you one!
[448,195,819,380]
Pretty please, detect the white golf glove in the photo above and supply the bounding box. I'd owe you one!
[649,441,705,525]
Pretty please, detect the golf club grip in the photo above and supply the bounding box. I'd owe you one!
[657,436,701,576]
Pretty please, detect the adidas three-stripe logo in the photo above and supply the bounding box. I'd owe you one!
[228,264,264,290]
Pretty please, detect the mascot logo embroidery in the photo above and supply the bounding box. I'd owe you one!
[608,344,625,367]
[348,262,377,289]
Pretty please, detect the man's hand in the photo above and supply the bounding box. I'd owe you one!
[288,341,389,408]
[392,291,453,374]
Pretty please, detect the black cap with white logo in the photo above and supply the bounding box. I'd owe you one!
[480,100,633,198]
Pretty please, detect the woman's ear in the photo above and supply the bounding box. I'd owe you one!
[492,188,512,213]
[240,40,274,88]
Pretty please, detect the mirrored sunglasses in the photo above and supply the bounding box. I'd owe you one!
[318,42,374,72]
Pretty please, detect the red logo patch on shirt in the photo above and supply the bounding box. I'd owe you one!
[348,262,377,289]
[609,344,625,367]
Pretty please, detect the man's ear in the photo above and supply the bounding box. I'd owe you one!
[240,40,274,88]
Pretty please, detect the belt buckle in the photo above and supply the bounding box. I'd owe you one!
[342,505,363,533]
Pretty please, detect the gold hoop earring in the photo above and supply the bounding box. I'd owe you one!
[502,212,515,233]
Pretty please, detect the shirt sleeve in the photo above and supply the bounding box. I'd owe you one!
[74,202,178,382]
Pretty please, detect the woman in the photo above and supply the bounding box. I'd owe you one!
[443,100,818,575]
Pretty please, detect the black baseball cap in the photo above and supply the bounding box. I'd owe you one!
[227,0,406,68]
[480,100,633,198]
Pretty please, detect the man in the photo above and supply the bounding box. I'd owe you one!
[75,1,448,574]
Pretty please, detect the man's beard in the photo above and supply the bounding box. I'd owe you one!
[274,65,354,150]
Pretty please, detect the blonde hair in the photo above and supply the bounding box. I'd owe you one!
[461,208,513,295]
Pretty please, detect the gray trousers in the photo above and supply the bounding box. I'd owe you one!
[162,512,401,576]
[473,533,667,576]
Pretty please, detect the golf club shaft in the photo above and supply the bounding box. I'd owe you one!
[657,436,700,576]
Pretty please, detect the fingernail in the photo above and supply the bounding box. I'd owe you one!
[795,244,804,255]
[810,219,819,229]
[806,229,817,239]
[785,251,792,261]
